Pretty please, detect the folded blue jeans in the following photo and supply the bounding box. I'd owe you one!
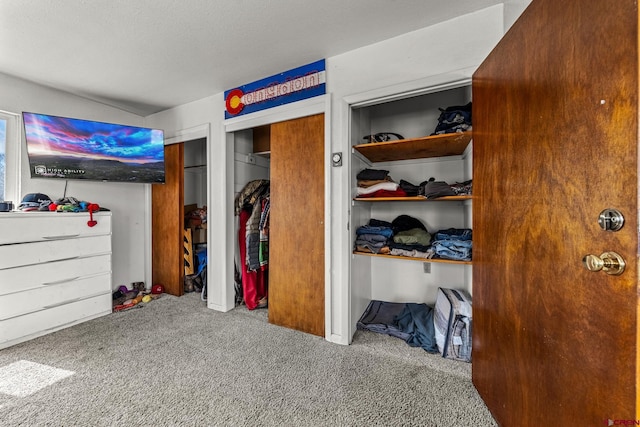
[432,239,472,261]
[356,225,394,238]
[433,228,472,241]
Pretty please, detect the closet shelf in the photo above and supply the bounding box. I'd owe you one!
[353,131,472,163]
[353,251,472,265]
[353,195,472,202]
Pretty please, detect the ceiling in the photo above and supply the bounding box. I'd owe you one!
[0,0,505,116]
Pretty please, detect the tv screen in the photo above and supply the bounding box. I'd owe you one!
[22,112,165,184]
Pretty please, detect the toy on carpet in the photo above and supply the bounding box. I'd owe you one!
[112,282,162,312]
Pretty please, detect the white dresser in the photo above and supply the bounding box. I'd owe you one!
[0,211,112,349]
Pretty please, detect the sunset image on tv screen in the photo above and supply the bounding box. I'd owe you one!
[23,112,165,183]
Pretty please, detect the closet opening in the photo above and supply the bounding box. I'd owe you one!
[183,137,208,300]
[151,135,209,298]
[227,112,326,337]
[233,126,271,311]
[348,81,473,363]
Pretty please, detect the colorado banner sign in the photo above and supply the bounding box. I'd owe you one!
[224,59,326,119]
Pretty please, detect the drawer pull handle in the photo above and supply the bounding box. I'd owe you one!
[43,277,80,286]
[43,297,82,309]
[43,234,80,240]
[42,291,110,309]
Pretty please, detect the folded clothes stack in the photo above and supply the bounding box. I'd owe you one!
[354,220,394,254]
[356,168,472,199]
[355,168,406,198]
[354,215,472,261]
[430,228,472,261]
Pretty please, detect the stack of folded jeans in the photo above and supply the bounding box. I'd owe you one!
[431,228,472,261]
[355,221,394,254]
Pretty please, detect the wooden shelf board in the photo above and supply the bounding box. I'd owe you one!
[353,195,472,202]
[353,251,472,265]
[353,131,472,163]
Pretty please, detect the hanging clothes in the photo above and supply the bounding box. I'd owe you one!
[238,208,268,310]
[235,179,270,310]
[259,197,270,267]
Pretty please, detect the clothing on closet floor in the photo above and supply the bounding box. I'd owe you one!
[394,303,438,353]
[357,300,438,353]
[357,300,411,341]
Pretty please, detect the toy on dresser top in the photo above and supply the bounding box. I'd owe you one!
[16,193,105,227]
[17,193,105,213]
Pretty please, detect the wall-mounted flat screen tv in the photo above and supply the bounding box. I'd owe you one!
[22,112,165,184]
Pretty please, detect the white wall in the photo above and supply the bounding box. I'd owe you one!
[0,72,148,290]
[504,0,532,32]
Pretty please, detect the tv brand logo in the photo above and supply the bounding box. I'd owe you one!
[33,165,85,176]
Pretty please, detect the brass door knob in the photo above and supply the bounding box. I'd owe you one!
[582,251,626,275]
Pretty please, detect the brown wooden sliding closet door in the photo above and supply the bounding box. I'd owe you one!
[268,114,325,337]
[152,142,185,296]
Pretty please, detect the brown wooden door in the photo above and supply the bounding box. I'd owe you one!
[268,114,325,336]
[152,142,185,296]
[472,1,638,425]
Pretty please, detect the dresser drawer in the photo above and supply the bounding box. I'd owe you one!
[0,212,111,245]
[0,293,111,347]
[0,235,111,269]
[0,273,111,321]
[0,254,111,296]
